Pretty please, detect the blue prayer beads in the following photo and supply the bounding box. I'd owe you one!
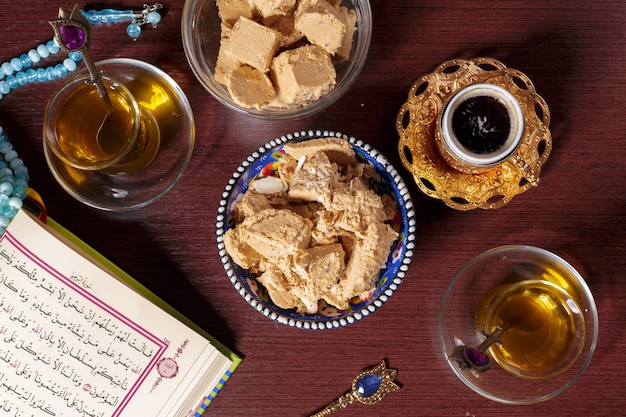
[0,126,28,234]
[0,39,82,102]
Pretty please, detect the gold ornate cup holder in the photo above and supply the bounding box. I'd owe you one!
[397,57,552,210]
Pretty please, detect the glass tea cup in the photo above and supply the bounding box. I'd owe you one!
[439,245,598,404]
[44,74,138,170]
[43,72,160,175]
[42,58,194,211]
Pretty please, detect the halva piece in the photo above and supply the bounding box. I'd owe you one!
[294,0,346,55]
[270,44,336,107]
[227,16,280,72]
[287,150,336,207]
[282,136,357,166]
[249,0,297,19]
[215,24,240,85]
[236,208,312,259]
[226,65,277,109]
[216,0,254,26]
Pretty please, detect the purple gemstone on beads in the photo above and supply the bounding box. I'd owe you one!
[59,25,86,50]
[465,348,489,367]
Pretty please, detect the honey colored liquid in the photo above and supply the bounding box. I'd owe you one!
[479,278,585,379]
[54,82,138,169]
[54,73,168,174]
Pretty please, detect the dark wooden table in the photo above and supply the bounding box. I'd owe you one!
[1,1,624,416]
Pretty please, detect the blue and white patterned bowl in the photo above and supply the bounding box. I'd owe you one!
[216,130,416,329]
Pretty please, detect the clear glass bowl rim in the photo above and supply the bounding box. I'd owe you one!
[181,0,373,120]
[438,244,599,404]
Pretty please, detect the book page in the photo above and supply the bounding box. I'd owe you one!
[0,210,232,417]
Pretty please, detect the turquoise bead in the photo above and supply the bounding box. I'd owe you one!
[0,194,8,206]
[6,75,18,89]
[26,69,37,83]
[28,49,41,64]
[8,197,23,210]
[12,180,27,198]
[37,44,49,59]
[55,64,68,78]
[4,150,18,162]
[46,67,57,81]
[0,142,12,153]
[0,81,9,95]
[1,204,16,218]
[147,11,161,25]
[9,158,23,170]
[10,57,23,72]
[63,57,77,71]
[0,215,10,228]
[20,53,32,68]
[14,165,28,177]
[1,62,13,76]
[0,182,11,196]
[36,68,47,82]
[69,51,82,62]
[16,72,28,86]
[0,167,12,176]
[47,40,60,54]
[127,23,142,39]
[15,173,29,184]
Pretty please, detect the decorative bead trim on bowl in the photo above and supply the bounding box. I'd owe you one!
[216,130,417,329]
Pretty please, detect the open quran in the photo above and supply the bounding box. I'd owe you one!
[0,209,240,417]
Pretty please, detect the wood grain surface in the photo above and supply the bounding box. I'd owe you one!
[0,1,624,416]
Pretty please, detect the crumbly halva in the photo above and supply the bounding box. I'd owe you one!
[291,243,345,313]
[234,207,312,259]
[224,137,399,314]
[287,149,336,207]
[282,136,357,166]
[323,222,398,310]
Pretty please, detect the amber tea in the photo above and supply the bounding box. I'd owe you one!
[50,77,140,170]
[478,276,586,380]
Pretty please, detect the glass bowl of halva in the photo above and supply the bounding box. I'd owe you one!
[182,0,372,119]
[216,130,416,329]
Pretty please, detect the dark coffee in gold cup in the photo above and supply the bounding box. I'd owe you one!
[436,83,524,173]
